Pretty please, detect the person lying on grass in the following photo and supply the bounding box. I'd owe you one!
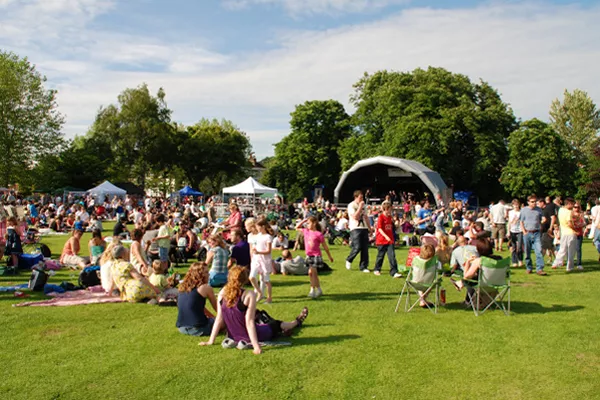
[199,266,308,355]
[176,262,218,336]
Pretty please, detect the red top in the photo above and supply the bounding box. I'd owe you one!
[376,213,395,245]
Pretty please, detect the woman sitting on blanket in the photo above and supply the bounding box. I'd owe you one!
[60,229,90,269]
[99,240,120,294]
[176,262,218,336]
[111,245,160,304]
[199,266,309,354]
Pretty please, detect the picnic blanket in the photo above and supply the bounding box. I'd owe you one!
[13,286,122,307]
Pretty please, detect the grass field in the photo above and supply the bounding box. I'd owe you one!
[1,226,600,400]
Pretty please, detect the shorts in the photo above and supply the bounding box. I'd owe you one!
[209,271,228,287]
[158,247,169,262]
[61,254,89,266]
[491,225,506,239]
[305,255,323,268]
[542,233,554,251]
[178,318,215,336]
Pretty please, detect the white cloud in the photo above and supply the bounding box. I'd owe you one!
[222,0,410,15]
[1,1,599,159]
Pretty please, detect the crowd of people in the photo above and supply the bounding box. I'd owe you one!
[2,187,600,352]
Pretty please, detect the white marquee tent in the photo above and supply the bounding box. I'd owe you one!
[87,181,127,203]
[222,177,277,195]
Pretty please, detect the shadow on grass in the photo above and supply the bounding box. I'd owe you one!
[271,280,309,288]
[292,334,360,346]
[276,292,396,303]
[444,301,583,314]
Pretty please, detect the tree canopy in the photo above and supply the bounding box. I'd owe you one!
[500,119,578,198]
[340,68,517,200]
[0,50,65,186]
[263,100,351,200]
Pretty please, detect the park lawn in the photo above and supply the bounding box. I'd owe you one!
[1,226,600,400]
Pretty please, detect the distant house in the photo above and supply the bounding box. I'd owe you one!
[249,154,267,181]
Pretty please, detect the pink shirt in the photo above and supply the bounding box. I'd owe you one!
[302,229,324,257]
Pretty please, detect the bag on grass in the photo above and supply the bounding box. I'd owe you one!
[255,309,275,325]
[79,265,101,288]
[40,244,52,258]
[29,266,48,291]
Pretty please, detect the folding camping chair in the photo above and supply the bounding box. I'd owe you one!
[395,256,442,314]
[465,257,511,316]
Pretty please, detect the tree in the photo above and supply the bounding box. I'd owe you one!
[0,51,65,186]
[500,119,578,198]
[341,68,517,200]
[264,100,351,200]
[177,119,252,192]
[550,89,600,161]
[88,84,175,188]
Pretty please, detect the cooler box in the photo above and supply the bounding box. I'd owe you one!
[18,253,44,270]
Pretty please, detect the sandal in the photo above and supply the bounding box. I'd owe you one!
[295,307,309,328]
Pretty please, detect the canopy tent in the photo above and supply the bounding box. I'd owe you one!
[178,186,203,196]
[222,177,277,195]
[334,156,449,206]
[87,181,127,203]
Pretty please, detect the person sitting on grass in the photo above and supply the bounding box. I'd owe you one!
[199,266,309,354]
[59,229,90,269]
[229,229,250,270]
[99,239,121,294]
[149,259,179,302]
[111,245,160,304]
[88,229,106,266]
[206,234,230,287]
[272,231,289,250]
[176,262,218,336]
[276,249,308,276]
[5,217,23,268]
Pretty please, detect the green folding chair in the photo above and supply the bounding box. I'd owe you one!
[465,257,511,316]
[395,256,442,314]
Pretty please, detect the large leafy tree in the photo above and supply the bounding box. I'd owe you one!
[0,50,65,186]
[88,84,175,188]
[177,119,252,192]
[264,100,351,200]
[550,89,600,160]
[500,119,577,198]
[341,68,517,199]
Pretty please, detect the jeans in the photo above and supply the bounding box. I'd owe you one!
[553,233,576,270]
[347,229,369,270]
[576,236,583,266]
[374,244,398,275]
[523,231,544,272]
[594,229,600,254]
[178,319,215,336]
[510,232,523,265]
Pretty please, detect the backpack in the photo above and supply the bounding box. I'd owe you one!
[79,266,101,288]
[40,243,52,258]
[410,235,420,247]
[29,266,48,291]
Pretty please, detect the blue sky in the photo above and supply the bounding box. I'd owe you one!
[1,0,599,158]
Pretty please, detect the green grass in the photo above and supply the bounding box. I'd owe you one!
[1,226,600,399]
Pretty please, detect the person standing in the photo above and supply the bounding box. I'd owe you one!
[508,199,523,268]
[551,198,577,272]
[490,199,508,252]
[373,201,401,278]
[590,199,600,239]
[593,201,600,262]
[519,195,547,275]
[345,190,371,273]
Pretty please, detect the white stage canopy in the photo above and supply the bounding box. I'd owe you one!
[222,177,277,195]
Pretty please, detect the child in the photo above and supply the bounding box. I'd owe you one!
[149,259,179,301]
[5,217,23,268]
[295,216,334,299]
[251,220,274,303]
[551,225,560,268]
[374,201,401,277]
[152,214,171,270]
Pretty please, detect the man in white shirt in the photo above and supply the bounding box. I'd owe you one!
[336,212,349,231]
[345,190,372,273]
[490,199,508,252]
[593,199,600,262]
[589,199,600,239]
[76,206,90,226]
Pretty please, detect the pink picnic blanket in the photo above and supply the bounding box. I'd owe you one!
[13,286,122,307]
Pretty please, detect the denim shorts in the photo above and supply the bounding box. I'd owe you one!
[178,318,215,336]
[159,247,169,262]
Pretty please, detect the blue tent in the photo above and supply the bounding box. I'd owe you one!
[178,186,203,196]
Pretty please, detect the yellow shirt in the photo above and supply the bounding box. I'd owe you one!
[149,273,169,290]
[558,207,574,236]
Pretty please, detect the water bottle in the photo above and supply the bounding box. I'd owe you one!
[440,288,446,306]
